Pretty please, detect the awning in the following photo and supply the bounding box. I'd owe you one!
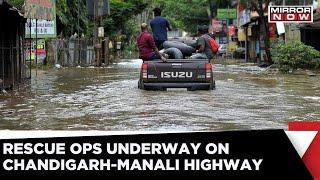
[0,0,24,17]
[300,22,320,29]
[0,0,10,5]
[300,13,320,29]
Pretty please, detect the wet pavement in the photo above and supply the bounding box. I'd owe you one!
[0,59,319,131]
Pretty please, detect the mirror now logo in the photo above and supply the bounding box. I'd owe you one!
[268,6,313,23]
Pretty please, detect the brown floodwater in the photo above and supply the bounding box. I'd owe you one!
[0,59,319,131]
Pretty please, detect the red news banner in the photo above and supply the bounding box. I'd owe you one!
[0,124,318,178]
[288,122,320,180]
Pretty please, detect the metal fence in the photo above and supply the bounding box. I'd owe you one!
[0,40,29,90]
[47,38,96,67]
[1,46,15,89]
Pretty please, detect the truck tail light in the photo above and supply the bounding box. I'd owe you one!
[205,63,212,81]
[142,63,148,81]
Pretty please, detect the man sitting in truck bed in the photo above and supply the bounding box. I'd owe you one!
[190,26,214,60]
[137,23,167,62]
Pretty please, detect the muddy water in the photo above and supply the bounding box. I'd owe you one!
[0,59,319,131]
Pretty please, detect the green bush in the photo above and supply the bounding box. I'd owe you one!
[123,42,138,58]
[271,41,320,71]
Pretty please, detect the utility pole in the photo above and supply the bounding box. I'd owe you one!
[78,0,80,65]
[35,19,38,77]
[258,0,264,64]
[29,19,32,79]
[94,0,100,66]
[94,0,97,46]
[225,6,230,64]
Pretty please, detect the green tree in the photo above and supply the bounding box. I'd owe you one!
[10,0,148,38]
[56,0,89,37]
[149,0,238,34]
[152,0,211,34]
[9,0,24,8]
[103,0,148,37]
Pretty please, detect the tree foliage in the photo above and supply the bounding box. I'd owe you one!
[56,0,147,38]
[9,0,238,36]
[9,0,24,8]
[152,0,210,34]
[103,0,147,37]
[10,0,148,38]
[55,0,89,37]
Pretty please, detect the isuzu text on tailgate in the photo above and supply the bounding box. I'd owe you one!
[138,59,215,91]
[161,72,193,79]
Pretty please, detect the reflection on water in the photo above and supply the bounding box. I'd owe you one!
[0,59,319,131]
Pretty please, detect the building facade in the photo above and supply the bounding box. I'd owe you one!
[0,0,28,90]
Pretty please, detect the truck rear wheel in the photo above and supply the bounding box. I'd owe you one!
[187,87,196,91]
[138,80,145,90]
[210,80,216,90]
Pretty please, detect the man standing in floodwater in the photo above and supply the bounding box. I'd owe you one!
[150,7,172,49]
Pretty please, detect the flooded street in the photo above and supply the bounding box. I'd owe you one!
[0,59,319,131]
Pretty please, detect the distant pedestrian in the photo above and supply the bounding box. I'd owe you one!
[150,7,172,49]
[137,23,167,62]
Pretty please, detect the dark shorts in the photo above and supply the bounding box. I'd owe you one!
[148,52,161,60]
[155,40,166,49]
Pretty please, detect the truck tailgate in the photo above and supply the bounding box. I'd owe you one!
[145,60,209,83]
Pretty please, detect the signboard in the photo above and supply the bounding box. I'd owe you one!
[25,39,46,62]
[98,27,104,38]
[24,0,56,20]
[87,0,110,17]
[239,10,250,27]
[219,37,228,44]
[217,9,237,19]
[25,19,56,38]
[228,42,237,52]
[276,22,285,35]
[248,27,252,36]
[238,28,246,41]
